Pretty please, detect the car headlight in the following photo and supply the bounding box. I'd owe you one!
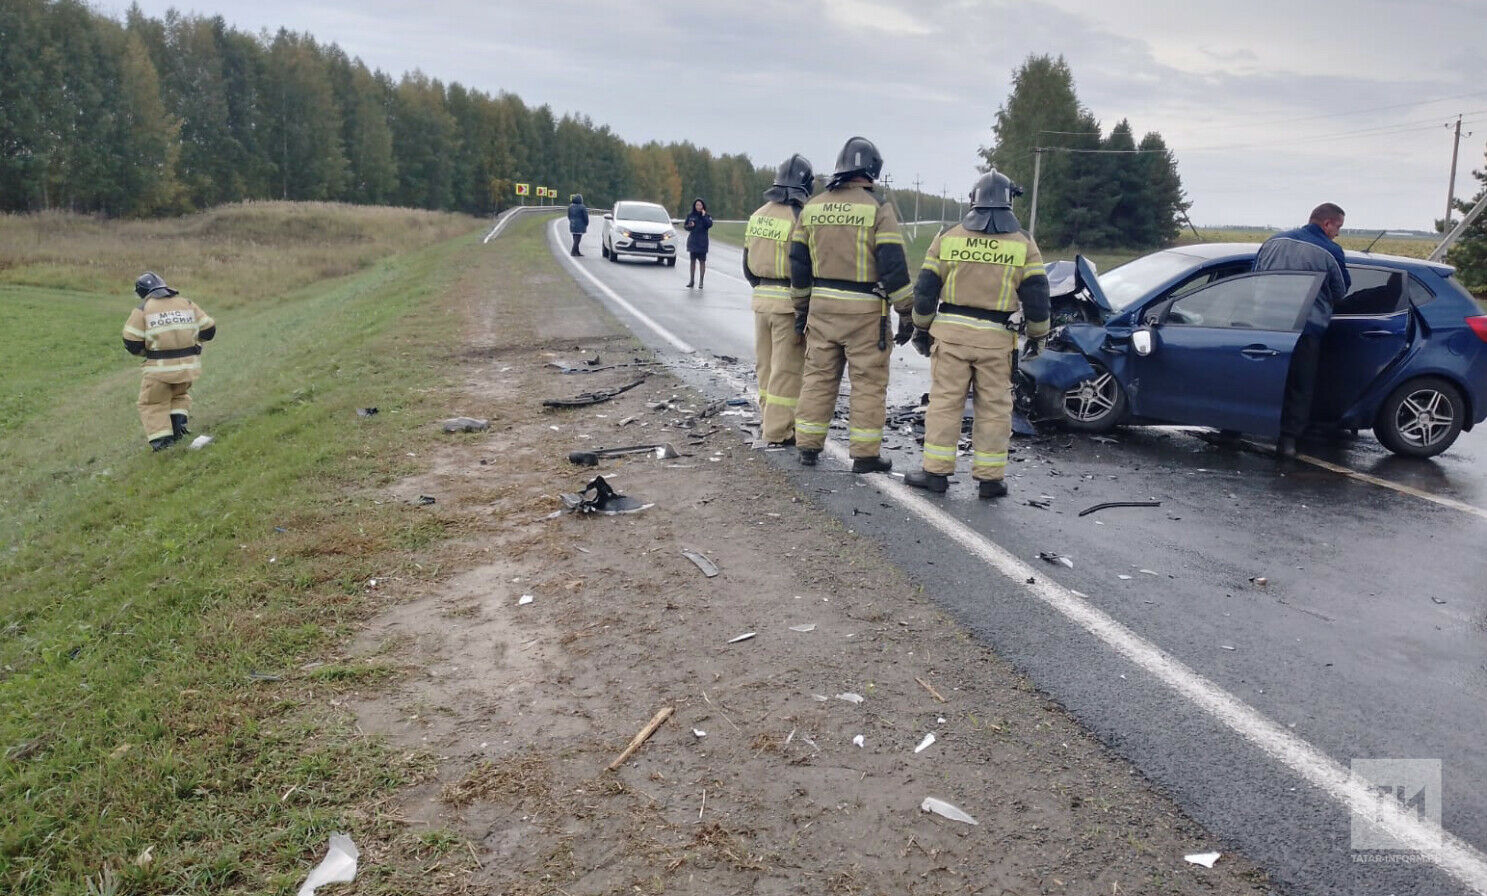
[618,227,633,238]
[663,229,675,240]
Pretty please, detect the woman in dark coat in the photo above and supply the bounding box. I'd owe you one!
[683,197,712,288]
[567,194,588,256]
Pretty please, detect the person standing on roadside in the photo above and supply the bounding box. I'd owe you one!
[901,171,1048,500]
[684,198,712,288]
[122,272,216,451]
[567,193,588,256]
[790,136,913,473]
[743,154,815,446]
[1253,202,1351,458]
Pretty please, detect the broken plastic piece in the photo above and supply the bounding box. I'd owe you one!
[188,435,213,450]
[1038,551,1074,569]
[920,797,978,825]
[560,476,653,515]
[442,416,489,433]
[1250,576,1269,587]
[692,728,706,738]
[415,495,436,506]
[297,833,359,896]
[914,733,936,753]
[1184,851,1221,868]
[568,442,680,465]
[682,550,719,577]
[789,624,816,633]
[852,734,865,748]
[727,632,755,644]
[543,375,650,408]
[518,594,533,605]
[835,692,865,704]
[1078,500,1162,517]
[355,407,378,417]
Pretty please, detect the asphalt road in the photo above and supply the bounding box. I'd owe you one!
[550,218,1487,896]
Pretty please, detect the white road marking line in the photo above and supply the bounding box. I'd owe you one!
[554,250,1487,893]
[1297,451,1487,521]
[545,219,695,354]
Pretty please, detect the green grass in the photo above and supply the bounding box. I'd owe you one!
[0,205,494,894]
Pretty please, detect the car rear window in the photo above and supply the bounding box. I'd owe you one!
[1335,267,1407,316]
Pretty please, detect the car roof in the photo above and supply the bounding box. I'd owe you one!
[614,200,667,212]
[1157,242,1455,276]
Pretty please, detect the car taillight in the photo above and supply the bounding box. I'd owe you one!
[1468,316,1487,343]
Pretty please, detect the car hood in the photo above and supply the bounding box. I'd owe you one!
[1074,255,1113,313]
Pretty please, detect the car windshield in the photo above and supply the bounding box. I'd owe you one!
[1097,251,1207,311]
[616,204,671,224]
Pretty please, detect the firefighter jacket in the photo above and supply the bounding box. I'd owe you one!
[913,225,1050,348]
[788,184,912,316]
[742,199,800,313]
[122,293,216,383]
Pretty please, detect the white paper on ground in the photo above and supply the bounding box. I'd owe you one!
[1184,851,1221,868]
[914,733,936,753]
[835,692,864,704]
[920,797,977,825]
[189,435,213,450]
[297,833,359,896]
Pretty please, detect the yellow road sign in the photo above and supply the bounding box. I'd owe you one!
[515,183,530,196]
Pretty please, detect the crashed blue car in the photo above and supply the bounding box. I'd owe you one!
[1018,244,1487,457]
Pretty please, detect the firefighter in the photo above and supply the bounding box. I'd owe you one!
[121,272,216,451]
[742,153,815,446]
[790,136,913,472]
[902,171,1049,499]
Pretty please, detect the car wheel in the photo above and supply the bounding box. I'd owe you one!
[1374,376,1464,458]
[666,258,676,267]
[601,241,610,259]
[1060,363,1127,433]
[607,243,619,263]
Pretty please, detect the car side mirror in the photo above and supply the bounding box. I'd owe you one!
[1132,327,1155,357]
[603,213,613,221]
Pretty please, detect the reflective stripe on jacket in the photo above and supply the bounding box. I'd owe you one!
[123,295,215,382]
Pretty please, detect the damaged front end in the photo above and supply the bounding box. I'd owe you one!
[1014,258,1108,424]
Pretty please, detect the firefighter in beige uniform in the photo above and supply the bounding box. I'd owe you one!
[790,137,914,472]
[742,153,815,445]
[121,272,217,451]
[903,171,1049,499]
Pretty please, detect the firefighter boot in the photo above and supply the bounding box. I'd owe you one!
[903,470,948,493]
[150,436,177,452]
[798,448,820,467]
[171,414,190,438]
[852,456,892,474]
[978,479,1008,499]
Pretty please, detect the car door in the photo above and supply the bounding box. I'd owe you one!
[1312,267,1412,422]
[1129,271,1323,437]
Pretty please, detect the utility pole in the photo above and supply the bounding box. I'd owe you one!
[941,185,948,225]
[911,174,923,239]
[1028,148,1044,241]
[1445,115,1465,230]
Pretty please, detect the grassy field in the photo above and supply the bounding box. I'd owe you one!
[0,203,492,894]
[710,219,1439,277]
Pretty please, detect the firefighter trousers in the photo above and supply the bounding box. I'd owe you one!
[754,309,804,443]
[138,376,193,442]
[920,334,1015,481]
[795,310,890,458]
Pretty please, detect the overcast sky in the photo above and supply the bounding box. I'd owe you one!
[104,0,1487,231]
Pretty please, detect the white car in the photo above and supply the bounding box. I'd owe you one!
[601,201,677,266]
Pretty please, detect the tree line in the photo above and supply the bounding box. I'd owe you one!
[0,0,774,219]
[980,55,1189,249]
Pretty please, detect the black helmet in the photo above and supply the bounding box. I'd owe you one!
[829,136,883,186]
[969,170,1022,210]
[134,271,176,299]
[765,153,815,204]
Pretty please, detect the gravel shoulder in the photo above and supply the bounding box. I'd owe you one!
[348,217,1276,895]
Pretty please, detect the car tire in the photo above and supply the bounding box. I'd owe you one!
[607,244,619,264]
[601,241,610,259]
[1060,363,1127,433]
[666,258,676,267]
[1374,376,1465,458]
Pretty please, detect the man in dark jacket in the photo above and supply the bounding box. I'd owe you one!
[1254,202,1351,457]
[567,194,588,256]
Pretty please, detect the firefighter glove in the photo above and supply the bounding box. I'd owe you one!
[794,309,809,335]
[912,327,932,357]
[1023,335,1045,359]
[893,312,915,346]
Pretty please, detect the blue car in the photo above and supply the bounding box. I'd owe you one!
[1019,243,1487,457]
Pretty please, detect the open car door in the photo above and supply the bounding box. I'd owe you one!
[1128,271,1323,438]
[1313,267,1413,422]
